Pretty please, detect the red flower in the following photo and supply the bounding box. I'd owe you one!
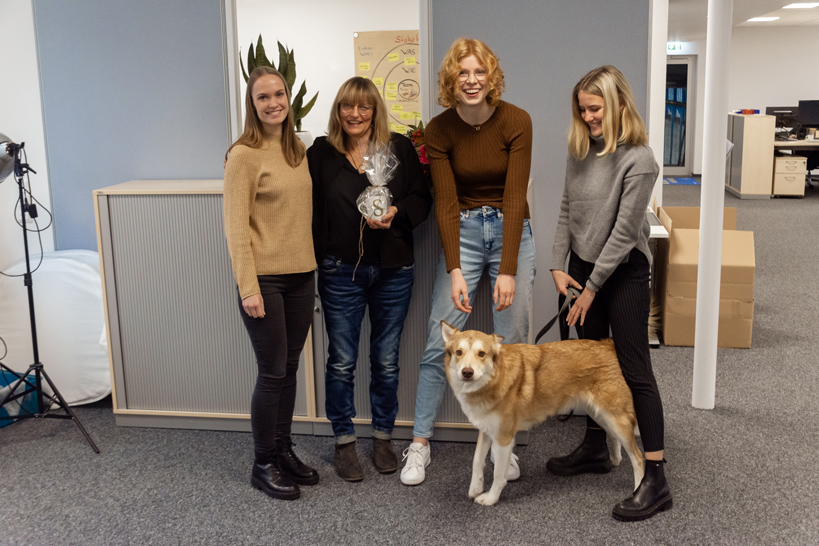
[418,144,429,165]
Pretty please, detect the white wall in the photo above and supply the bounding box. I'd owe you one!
[236,0,420,140]
[673,26,819,176]
[729,27,819,112]
[0,0,54,270]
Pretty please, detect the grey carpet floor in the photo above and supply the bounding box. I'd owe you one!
[2,182,818,545]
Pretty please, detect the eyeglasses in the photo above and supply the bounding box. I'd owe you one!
[339,102,373,115]
[457,69,488,82]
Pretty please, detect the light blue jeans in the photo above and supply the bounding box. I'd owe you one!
[412,206,536,438]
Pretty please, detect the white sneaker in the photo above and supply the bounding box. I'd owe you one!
[400,442,431,485]
[490,447,521,481]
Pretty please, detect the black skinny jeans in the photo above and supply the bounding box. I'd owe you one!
[562,249,665,452]
[238,271,315,462]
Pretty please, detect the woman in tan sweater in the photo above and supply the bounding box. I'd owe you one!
[223,66,317,501]
[401,38,535,486]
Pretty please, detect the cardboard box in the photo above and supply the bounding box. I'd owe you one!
[654,206,755,348]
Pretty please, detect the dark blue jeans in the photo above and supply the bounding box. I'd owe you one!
[318,255,415,440]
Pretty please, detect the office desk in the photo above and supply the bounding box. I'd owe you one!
[773,140,819,196]
[773,139,819,151]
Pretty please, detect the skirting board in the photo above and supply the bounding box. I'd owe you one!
[114,413,529,444]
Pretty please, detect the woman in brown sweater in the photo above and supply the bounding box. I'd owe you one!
[223,66,317,501]
[401,38,535,486]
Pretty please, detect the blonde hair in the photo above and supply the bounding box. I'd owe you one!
[437,38,504,109]
[226,66,305,167]
[568,65,648,160]
[326,77,391,154]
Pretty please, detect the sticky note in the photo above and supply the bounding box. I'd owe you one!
[386,91,397,100]
[359,62,370,71]
[388,53,400,62]
[373,77,384,86]
[412,111,422,119]
[391,104,403,112]
[395,124,407,133]
[389,122,396,131]
[404,57,416,66]
[400,112,413,120]
[387,82,398,91]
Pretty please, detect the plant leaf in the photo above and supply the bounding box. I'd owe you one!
[246,44,256,76]
[240,54,249,82]
[292,81,306,114]
[277,41,287,74]
[299,92,319,121]
[279,44,296,91]
[255,35,267,67]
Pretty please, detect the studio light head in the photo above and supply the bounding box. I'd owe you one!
[0,132,18,182]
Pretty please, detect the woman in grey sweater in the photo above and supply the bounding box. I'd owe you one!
[549,65,672,522]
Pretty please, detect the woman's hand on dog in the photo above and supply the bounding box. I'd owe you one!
[242,293,265,318]
[450,268,472,313]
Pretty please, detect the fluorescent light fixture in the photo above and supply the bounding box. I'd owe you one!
[783,3,819,8]
[747,17,780,21]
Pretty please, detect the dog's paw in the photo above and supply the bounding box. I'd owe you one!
[468,481,484,499]
[474,492,500,506]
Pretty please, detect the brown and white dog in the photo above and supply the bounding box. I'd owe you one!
[441,320,644,506]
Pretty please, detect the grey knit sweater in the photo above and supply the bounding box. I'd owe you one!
[550,136,659,291]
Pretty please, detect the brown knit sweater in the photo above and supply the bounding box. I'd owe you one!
[223,136,316,299]
[425,101,533,275]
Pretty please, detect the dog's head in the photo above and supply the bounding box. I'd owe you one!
[441,320,504,391]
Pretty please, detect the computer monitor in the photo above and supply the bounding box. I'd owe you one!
[797,100,819,128]
[766,106,798,130]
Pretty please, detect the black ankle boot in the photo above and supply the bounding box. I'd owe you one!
[547,427,613,476]
[251,459,300,500]
[276,439,320,485]
[612,459,673,521]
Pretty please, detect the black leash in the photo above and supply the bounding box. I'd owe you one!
[534,286,581,344]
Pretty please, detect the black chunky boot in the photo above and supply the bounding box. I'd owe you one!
[546,426,613,476]
[276,439,320,485]
[612,458,673,521]
[251,457,300,500]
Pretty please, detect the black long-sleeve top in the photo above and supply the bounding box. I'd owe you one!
[308,133,432,267]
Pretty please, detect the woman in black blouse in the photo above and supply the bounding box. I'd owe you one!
[307,77,432,482]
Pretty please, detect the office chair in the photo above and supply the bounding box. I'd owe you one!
[806,151,819,187]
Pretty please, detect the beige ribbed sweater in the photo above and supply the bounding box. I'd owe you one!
[223,136,315,299]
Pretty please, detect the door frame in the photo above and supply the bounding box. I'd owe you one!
[664,55,696,177]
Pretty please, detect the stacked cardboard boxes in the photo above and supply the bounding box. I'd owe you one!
[653,207,755,348]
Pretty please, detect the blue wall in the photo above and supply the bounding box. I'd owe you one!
[431,0,650,333]
[33,0,230,250]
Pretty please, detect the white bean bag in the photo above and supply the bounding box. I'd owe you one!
[0,250,110,406]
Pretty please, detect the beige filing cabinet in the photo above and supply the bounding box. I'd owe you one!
[773,156,806,197]
[93,179,532,443]
[726,113,775,199]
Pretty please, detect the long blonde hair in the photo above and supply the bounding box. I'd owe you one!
[226,66,305,167]
[437,37,504,109]
[568,65,647,160]
[326,77,391,154]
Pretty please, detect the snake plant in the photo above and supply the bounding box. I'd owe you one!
[240,35,319,132]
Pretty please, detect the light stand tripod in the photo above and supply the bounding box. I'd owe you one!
[0,137,99,453]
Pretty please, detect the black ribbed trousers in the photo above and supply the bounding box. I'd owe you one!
[564,249,665,452]
[237,271,315,462]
